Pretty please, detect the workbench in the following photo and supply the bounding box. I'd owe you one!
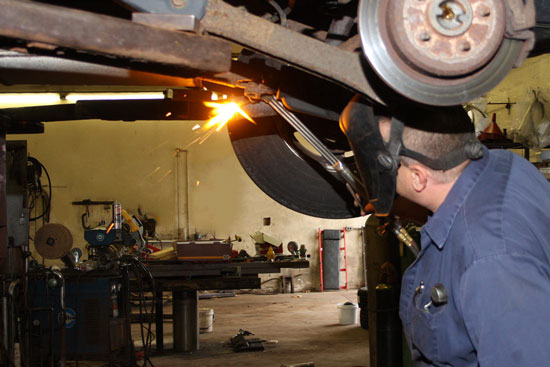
[141,259,309,352]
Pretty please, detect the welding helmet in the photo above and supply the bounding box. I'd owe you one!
[340,95,483,216]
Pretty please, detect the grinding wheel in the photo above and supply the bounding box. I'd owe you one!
[34,223,73,260]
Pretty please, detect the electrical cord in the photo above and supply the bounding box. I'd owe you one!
[123,258,156,367]
[138,262,155,367]
[0,283,18,367]
[267,0,287,26]
[27,157,52,222]
[0,339,17,367]
[137,260,156,366]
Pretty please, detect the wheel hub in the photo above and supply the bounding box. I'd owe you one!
[358,0,525,105]
[430,0,473,37]
[386,0,505,77]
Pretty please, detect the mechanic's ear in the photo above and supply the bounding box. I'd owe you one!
[409,165,428,193]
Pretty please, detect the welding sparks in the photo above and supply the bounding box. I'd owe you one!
[181,101,255,149]
[157,169,173,183]
[204,101,254,131]
[146,166,161,178]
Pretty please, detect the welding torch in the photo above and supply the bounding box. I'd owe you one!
[261,94,370,213]
[238,82,372,214]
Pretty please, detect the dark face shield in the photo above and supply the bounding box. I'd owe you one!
[340,95,398,216]
[340,95,483,217]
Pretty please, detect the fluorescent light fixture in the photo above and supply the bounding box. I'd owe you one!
[0,93,61,106]
[0,92,167,107]
[64,92,165,102]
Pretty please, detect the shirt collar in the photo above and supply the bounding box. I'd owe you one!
[421,146,491,250]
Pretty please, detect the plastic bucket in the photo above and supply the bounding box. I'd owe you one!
[337,302,358,325]
[199,308,214,333]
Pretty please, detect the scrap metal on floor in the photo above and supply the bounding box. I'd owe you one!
[132,291,369,367]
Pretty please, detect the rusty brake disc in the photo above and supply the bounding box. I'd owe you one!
[358,0,527,106]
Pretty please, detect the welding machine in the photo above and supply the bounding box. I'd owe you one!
[27,272,134,366]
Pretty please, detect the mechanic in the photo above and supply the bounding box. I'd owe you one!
[377,105,550,366]
[341,97,550,366]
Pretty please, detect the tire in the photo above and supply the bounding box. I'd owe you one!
[357,286,368,308]
[228,115,360,219]
[360,307,369,330]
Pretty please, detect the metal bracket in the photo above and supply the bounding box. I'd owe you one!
[132,13,201,32]
[120,0,208,19]
[237,81,274,103]
[0,0,231,73]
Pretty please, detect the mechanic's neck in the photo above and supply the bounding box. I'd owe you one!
[423,182,455,213]
[423,161,469,213]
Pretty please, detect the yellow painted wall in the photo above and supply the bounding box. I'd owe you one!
[187,124,367,291]
[5,54,548,293]
[484,53,550,131]
[11,120,191,246]
[9,118,367,290]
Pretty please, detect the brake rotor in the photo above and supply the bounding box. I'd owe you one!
[358,0,524,105]
[34,223,73,259]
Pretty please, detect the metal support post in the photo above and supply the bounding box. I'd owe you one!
[0,131,9,366]
[172,290,198,352]
[155,290,164,350]
[364,216,403,367]
[0,131,7,266]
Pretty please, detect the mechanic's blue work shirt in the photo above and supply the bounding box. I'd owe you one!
[400,147,550,367]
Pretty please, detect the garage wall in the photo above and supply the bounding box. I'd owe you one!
[483,54,550,136]
[186,124,367,291]
[5,56,547,292]
[10,119,191,240]
[9,118,367,291]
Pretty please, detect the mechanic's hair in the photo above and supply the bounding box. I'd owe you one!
[379,104,476,183]
[400,129,474,183]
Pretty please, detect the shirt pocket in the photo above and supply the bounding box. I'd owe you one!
[410,296,446,362]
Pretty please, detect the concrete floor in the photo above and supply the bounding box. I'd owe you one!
[133,290,370,367]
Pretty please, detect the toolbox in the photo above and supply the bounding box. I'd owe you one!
[175,240,232,261]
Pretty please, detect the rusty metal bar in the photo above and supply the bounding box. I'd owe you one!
[202,0,384,105]
[0,0,232,74]
[0,51,198,90]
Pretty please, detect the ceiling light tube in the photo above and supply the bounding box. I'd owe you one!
[63,92,166,102]
[0,93,61,106]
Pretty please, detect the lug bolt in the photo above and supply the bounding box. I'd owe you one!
[459,40,471,52]
[477,5,491,17]
[419,31,431,42]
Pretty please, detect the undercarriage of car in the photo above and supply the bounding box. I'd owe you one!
[0,0,546,218]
